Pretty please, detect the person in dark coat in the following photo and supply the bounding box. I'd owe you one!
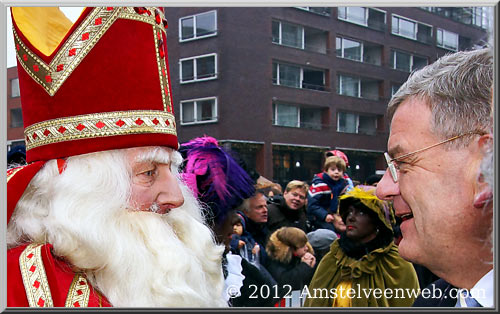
[267,180,308,234]
[265,227,316,292]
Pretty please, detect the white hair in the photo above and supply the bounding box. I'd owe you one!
[7,147,227,307]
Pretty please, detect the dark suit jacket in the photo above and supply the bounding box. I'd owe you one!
[413,279,458,307]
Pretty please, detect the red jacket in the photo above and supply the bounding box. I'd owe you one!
[7,243,111,308]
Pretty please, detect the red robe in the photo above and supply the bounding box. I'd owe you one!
[7,243,111,308]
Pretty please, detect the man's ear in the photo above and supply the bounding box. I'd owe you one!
[474,182,493,209]
[473,133,493,209]
[477,133,493,153]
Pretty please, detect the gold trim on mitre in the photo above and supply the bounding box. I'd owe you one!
[24,110,177,150]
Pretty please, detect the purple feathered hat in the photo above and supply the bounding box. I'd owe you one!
[179,136,255,226]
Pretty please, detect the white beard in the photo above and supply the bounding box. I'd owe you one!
[7,149,227,307]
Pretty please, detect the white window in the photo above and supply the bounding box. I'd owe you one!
[272,20,304,49]
[273,62,326,91]
[336,36,382,65]
[392,14,433,43]
[338,7,368,26]
[391,50,428,72]
[338,7,386,30]
[337,74,381,100]
[337,74,360,97]
[272,20,328,53]
[437,28,459,51]
[11,78,20,98]
[180,97,217,125]
[295,7,331,16]
[337,112,377,135]
[180,53,217,83]
[273,102,322,129]
[336,37,362,62]
[179,10,217,42]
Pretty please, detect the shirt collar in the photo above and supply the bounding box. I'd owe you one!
[471,268,494,307]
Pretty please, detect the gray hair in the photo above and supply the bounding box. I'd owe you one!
[388,48,493,148]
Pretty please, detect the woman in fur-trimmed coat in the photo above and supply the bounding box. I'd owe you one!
[265,227,317,291]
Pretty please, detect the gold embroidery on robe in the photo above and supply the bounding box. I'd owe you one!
[19,243,54,307]
[65,274,90,307]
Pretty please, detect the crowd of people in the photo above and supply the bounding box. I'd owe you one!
[6,6,494,309]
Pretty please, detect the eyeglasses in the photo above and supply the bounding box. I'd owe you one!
[384,132,483,183]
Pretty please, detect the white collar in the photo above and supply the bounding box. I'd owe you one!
[471,268,494,307]
[457,268,494,307]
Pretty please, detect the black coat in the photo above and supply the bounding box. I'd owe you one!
[230,258,286,307]
[267,195,308,235]
[266,256,316,291]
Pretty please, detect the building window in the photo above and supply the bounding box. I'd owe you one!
[295,7,331,16]
[336,36,382,65]
[273,102,323,130]
[11,78,20,98]
[272,20,327,53]
[10,108,23,128]
[391,83,402,97]
[337,112,377,135]
[437,28,459,51]
[337,74,381,100]
[273,62,326,91]
[392,14,433,44]
[421,7,490,30]
[338,7,386,31]
[180,53,217,83]
[180,97,217,124]
[391,50,428,72]
[179,10,217,42]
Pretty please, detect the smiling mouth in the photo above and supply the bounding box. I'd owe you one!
[346,225,355,230]
[400,213,413,222]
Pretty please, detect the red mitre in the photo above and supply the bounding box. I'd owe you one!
[8,7,177,224]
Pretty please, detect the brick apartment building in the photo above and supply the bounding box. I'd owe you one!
[7,6,491,187]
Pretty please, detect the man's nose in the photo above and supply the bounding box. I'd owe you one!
[157,168,184,209]
[375,170,399,201]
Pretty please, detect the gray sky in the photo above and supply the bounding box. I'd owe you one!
[6,7,84,68]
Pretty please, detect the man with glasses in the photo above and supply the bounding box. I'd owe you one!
[376,48,493,307]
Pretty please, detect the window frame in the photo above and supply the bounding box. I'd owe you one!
[338,7,386,28]
[273,102,322,129]
[337,111,377,135]
[336,36,363,62]
[337,74,361,98]
[436,28,459,51]
[273,61,325,91]
[179,10,217,42]
[179,53,218,84]
[391,49,428,72]
[180,96,218,125]
[295,7,331,16]
[10,107,23,128]
[391,14,433,42]
[11,78,20,98]
[272,20,305,49]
